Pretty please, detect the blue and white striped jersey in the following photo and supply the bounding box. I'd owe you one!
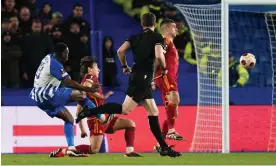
[30,54,69,103]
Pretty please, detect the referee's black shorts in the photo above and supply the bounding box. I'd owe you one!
[126,71,153,103]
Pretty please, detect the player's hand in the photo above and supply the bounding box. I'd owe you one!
[87,83,101,92]
[81,131,88,138]
[161,69,168,76]
[123,66,132,75]
[104,91,114,99]
[151,82,157,90]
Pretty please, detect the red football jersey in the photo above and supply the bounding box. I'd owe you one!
[155,38,179,79]
[81,74,105,107]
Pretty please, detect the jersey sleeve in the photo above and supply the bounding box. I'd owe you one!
[125,35,133,46]
[50,59,69,80]
[155,33,166,50]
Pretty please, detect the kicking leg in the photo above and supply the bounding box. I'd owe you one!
[76,95,138,123]
[70,89,102,119]
[49,108,87,157]
[142,99,181,157]
[112,118,141,157]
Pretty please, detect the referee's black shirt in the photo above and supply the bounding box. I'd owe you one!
[126,28,164,73]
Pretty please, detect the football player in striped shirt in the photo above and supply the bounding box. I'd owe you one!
[30,42,101,157]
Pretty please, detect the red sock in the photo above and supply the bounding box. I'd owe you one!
[166,103,177,129]
[162,120,168,138]
[75,144,91,154]
[125,127,135,147]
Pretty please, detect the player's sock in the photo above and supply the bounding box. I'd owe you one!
[162,120,169,138]
[64,122,74,147]
[166,103,177,130]
[148,116,168,148]
[79,98,101,119]
[125,127,135,152]
[75,144,91,154]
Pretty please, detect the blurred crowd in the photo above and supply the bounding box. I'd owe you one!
[2,0,119,88]
[114,0,197,66]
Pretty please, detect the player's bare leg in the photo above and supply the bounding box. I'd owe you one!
[49,108,88,158]
[112,117,141,157]
[164,91,185,141]
[142,99,181,157]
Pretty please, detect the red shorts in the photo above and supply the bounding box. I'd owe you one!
[87,116,119,136]
[154,75,178,105]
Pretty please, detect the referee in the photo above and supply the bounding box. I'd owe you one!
[76,13,181,157]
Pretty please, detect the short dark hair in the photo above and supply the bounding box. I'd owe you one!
[80,56,98,74]
[54,42,68,57]
[73,3,83,9]
[160,19,175,27]
[141,12,156,27]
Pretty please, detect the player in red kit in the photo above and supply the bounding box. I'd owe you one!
[152,19,184,146]
[50,56,141,157]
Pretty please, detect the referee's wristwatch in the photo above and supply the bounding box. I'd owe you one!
[122,65,128,68]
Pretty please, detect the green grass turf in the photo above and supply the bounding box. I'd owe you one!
[1,153,276,165]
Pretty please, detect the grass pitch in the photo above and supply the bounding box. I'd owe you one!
[1,153,276,165]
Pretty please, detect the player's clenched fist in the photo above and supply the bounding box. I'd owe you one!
[81,131,87,138]
[123,66,132,75]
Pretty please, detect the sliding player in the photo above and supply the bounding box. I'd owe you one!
[152,19,184,144]
[50,56,141,157]
[30,43,102,157]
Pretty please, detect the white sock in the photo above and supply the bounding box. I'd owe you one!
[126,147,134,153]
[68,146,76,150]
[168,128,175,134]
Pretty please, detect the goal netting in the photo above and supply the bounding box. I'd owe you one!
[175,3,276,152]
[266,12,276,152]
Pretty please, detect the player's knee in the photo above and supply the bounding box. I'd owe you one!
[121,104,131,115]
[147,109,159,116]
[90,146,100,154]
[128,120,136,128]
[169,92,180,105]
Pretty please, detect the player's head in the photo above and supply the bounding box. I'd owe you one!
[80,56,100,77]
[160,19,178,38]
[141,12,156,29]
[54,42,69,63]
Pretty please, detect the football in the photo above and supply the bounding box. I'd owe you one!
[239,53,256,68]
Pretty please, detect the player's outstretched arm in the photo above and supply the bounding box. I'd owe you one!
[83,80,114,100]
[63,76,100,92]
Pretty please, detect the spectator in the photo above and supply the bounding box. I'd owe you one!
[9,15,22,43]
[2,18,11,32]
[62,3,90,35]
[1,31,22,88]
[79,32,91,79]
[9,15,21,35]
[43,12,63,34]
[2,0,18,19]
[21,19,53,88]
[50,26,65,45]
[19,7,32,36]
[102,36,119,87]
[38,3,52,25]
[64,22,82,81]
